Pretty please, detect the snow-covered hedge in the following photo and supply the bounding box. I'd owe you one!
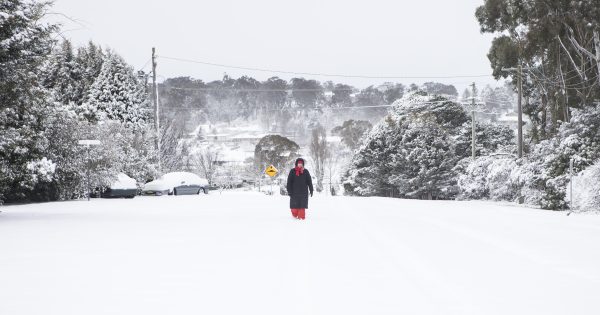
[567,161,600,212]
[457,155,520,201]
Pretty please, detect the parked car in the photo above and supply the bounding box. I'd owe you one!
[142,172,209,196]
[100,173,138,198]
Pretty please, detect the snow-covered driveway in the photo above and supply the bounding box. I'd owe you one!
[1,192,599,315]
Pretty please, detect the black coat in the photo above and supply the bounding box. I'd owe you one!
[286,168,314,209]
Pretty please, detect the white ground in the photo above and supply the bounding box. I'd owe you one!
[1,191,599,315]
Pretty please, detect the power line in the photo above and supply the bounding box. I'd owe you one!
[158,83,493,93]
[158,55,495,80]
[138,58,152,72]
[325,104,394,110]
[162,86,354,92]
[161,100,459,111]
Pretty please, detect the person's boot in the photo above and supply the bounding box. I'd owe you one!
[291,209,298,218]
[298,209,305,220]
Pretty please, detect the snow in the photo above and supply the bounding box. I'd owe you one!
[110,173,137,190]
[143,172,208,192]
[1,192,599,315]
[567,160,600,212]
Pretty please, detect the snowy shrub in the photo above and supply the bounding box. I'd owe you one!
[522,104,600,210]
[26,158,56,184]
[566,161,600,212]
[458,104,600,210]
[457,158,492,200]
[457,155,520,202]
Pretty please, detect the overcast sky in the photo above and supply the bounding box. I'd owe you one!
[50,0,501,91]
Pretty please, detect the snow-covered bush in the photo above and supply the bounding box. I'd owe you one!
[525,104,600,210]
[457,155,520,201]
[566,161,600,212]
[26,158,56,184]
[456,103,600,210]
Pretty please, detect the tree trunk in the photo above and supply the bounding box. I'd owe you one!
[594,30,600,89]
[541,94,548,139]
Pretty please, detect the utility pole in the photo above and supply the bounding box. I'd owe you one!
[517,64,523,158]
[471,82,477,160]
[502,66,529,159]
[152,47,161,173]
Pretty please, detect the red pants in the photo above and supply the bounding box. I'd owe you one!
[291,208,306,220]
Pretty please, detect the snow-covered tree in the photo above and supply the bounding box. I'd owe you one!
[455,122,515,157]
[75,41,105,103]
[524,104,600,209]
[343,92,470,199]
[0,0,58,201]
[192,147,220,186]
[42,40,82,105]
[254,135,300,173]
[309,124,328,192]
[331,120,373,150]
[83,51,150,128]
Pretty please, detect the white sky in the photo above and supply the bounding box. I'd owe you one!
[50,0,501,91]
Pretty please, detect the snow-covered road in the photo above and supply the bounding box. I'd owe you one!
[1,192,599,315]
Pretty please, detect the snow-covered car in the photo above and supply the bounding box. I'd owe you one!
[100,173,138,198]
[142,172,209,196]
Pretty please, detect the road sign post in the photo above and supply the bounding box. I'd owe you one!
[265,165,278,196]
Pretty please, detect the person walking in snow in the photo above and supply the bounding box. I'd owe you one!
[286,158,314,220]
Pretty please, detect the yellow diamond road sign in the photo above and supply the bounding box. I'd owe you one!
[265,165,278,177]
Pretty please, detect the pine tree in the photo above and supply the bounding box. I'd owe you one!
[83,51,150,128]
[42,40,82,105]
[74,42,105,103]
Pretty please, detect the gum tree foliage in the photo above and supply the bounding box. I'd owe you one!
[331,120,373,150]
[476,0,600,138]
